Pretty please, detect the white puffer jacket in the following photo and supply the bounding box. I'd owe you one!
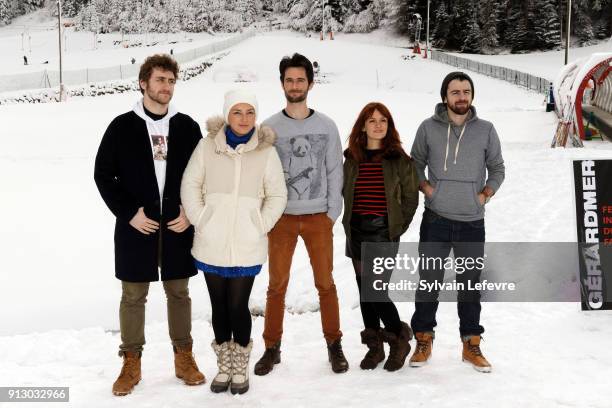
[181,116,287,267]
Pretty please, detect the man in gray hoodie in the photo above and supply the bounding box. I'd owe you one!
[408,72,505,373]
[254,53,348,375]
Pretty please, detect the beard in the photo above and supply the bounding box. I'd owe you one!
[284,89,308,103]
[146,88,172,105]
[448,101,471,115]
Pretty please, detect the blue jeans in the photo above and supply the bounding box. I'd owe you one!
[410,209,485,337]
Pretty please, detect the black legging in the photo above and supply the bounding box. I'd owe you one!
[204,273,255,347]
[353,259,402,335]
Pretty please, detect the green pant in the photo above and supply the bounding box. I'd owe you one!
[119,278,193,355]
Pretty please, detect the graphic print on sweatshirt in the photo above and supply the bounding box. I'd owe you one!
[151,135,167,161]
[275,134,328,200]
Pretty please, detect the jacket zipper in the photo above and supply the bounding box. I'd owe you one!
[228,154,242,265]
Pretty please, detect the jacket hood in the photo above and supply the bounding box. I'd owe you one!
[133,98,178,124]
[205,115,276,153]
[432,102,478,124]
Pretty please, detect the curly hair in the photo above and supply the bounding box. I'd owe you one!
[138,54,179,94]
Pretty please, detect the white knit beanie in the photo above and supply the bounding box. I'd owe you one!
[223,89,258,123]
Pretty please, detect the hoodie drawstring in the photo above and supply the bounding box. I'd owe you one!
[444,122,467,172]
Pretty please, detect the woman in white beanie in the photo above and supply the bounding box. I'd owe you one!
[181,89,287,395]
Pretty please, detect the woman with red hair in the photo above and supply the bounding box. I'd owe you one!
[342,102,419,372]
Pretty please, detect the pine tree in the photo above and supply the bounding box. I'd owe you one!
[431,1,451,48]
[143,0,169,33]
[65,0,88,18]
[598,0,611,39]
[106,0,123,32]
[532,0,561,50]
[235,0,258,26]
[573,0,594,45]
[0,0,12,25]
[61,0,77,18]
[261,0,275,11]
[327,0,344,23]
[593,19,608,39]
[449,0,476,50]
[391,0,416,35]
[19,0,44,14]
[504,0,528,51]
[590,0,609,38]
[479,0,498,51]
[507,3,531,53]
[80,3,101,34]
[166,0,182,33]
[462,10,482,53]
[191,0,211,32]
[495,0,509,48]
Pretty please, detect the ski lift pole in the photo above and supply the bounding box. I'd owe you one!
[57,0,65,102]
[321,0,326,40]
[425,0,430,59]
[564,0,571,65]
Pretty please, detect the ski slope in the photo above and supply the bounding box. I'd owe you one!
[0,10,228,75]
[1,30,612,407]
[449,37,612,80]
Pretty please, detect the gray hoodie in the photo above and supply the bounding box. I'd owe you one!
[411,103,505,222]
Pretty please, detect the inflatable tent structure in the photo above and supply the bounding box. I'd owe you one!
[552,52,612,147]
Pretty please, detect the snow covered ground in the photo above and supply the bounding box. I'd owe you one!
[0,11,229,75]
[448,37,612,80]
[1,29,612,407]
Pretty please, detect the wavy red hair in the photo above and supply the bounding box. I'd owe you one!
[347,102,408,163]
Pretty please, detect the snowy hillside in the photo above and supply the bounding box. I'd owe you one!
[1,30,612,407]
[0,18,228,75]
[449,37,612,80]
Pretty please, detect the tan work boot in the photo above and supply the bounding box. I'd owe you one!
[174,344,206,385]
[408,332,434,367]
[112,351,141,396]
[462,335,492,373]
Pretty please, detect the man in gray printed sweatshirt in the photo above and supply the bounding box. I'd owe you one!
[408,72,505,373]
[253,53,348,375]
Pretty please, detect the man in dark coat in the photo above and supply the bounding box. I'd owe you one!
[94,54,205,396]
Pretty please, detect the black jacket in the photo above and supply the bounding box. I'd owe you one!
[94,110,202,282]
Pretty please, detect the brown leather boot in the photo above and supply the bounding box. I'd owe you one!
[174,344,206,385]
[462,335,492,373]
[382,322,412,371]
[327,339,349,374]
[409,332,434,367]
[359,328,385,370]
[112,351,141,396]
[254,341,281,376]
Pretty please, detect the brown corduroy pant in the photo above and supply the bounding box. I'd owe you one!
[263,213,342,348]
